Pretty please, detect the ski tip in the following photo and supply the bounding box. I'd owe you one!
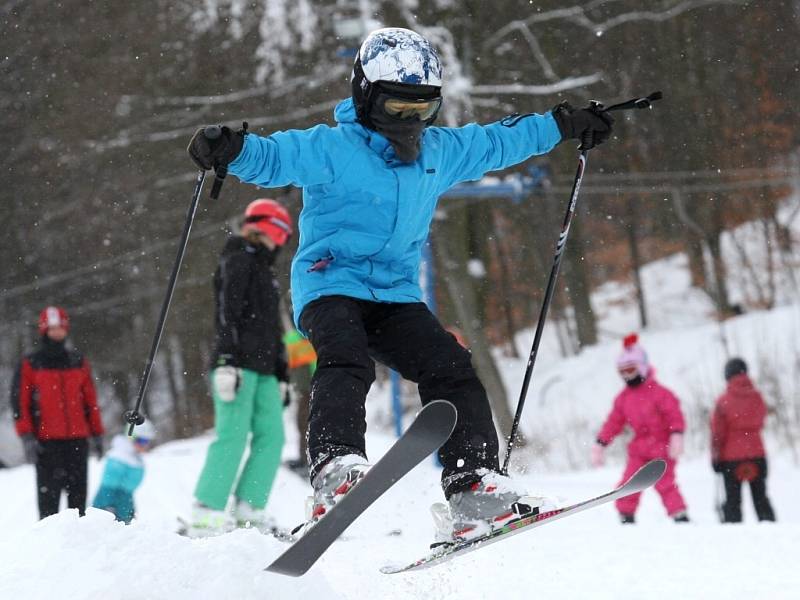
[424,399,457,418]
[379,563,403,575]
[265,561,306,577]
[626,459,667,491]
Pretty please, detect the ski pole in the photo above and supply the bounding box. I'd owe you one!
[124,126,226,435]
[500,92,662,475]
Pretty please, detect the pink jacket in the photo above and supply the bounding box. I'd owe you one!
[597,377,685,459]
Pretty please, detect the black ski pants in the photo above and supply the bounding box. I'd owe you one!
[300,296,499,497]
[719,458,776,523]
[35,438,89,519]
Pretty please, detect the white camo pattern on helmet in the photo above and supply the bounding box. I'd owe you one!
[358,27,442,87]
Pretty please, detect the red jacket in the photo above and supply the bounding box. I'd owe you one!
[597,377,685,459]
[12,340,104,441]
[710,374,767,462]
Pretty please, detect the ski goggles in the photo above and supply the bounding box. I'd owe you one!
[378,94,442,121]
[617,365,639,380]
[133,436,152,446]
[244,214,292,234]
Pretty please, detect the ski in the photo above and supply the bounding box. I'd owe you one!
[381,459,666,574]
[176,516,296,542]
[265,399,458,577]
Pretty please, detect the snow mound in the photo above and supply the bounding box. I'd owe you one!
[0,508,335,600]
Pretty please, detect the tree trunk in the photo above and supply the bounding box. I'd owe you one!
[433,209,521,448]
[562,216,597,347]
[624,200,648,328]
[491,208,520,357]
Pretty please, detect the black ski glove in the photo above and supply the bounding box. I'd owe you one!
[712,461,723,473]
[187,125,246,171]
[21,434,38,464]
[552,101,614,150]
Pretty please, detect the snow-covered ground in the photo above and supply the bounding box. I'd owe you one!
[1,431,798,600]
[2,205,798,599]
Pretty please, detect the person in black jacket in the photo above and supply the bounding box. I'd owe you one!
[189,199,293,537]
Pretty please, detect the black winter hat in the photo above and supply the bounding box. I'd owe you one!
[724,357,748,381]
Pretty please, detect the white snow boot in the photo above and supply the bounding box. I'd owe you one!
[187,502,236,538]
[431,472,556,547]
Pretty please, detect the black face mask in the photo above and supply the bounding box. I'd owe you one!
[368,107,426,163]
[625,374,645,387]
[40,335,67,356]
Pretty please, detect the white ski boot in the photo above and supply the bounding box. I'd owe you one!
[235,499,277,533]
[187,502,236,538]
[294,454,371,536]
[431,472,556,547]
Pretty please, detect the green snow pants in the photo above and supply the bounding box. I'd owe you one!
[194,368,284,511]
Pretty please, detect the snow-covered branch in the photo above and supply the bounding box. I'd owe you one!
[470,75,604,97]
[484,0,748,49]
[91,100,338,152]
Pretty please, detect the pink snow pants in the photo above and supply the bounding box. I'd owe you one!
[615,455,686,517]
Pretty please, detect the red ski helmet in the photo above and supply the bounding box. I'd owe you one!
[38,306,69,335]
[243,199,293,246]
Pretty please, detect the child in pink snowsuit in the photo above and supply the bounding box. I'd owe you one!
[591,334,689,523]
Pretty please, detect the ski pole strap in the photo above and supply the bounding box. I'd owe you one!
[603,91,663,113]
[210,165,227,200]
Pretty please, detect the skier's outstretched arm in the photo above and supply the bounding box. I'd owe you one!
[188,124,339,189]
[433,112,562,187]
[596,395,627,446]
[228,126,340,189]
[434,103,612,187]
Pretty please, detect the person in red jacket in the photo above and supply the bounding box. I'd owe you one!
[591,334,689,523]
[11,306,105,519]
[711,358,776,523]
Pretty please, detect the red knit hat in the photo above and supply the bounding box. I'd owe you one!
[38,306,69,336]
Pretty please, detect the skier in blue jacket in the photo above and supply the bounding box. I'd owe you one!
[188,27,613,544]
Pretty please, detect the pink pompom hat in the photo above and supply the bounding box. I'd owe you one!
[616,333,650,380]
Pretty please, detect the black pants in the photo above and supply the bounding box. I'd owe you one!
[719,458,776,523]
[301,296,499,497]
[35,439,89,519]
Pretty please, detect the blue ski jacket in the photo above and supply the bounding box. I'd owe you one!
[228,98,562,330]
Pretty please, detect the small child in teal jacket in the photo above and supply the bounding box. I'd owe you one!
[92,421,155,523]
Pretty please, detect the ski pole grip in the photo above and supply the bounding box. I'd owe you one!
[210,166,227,199]
[123,409,146,436]
[201,125,227,199]
[604,91,663,113]
[204,125,222,140]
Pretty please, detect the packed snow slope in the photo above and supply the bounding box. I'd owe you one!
[0,428,798,599]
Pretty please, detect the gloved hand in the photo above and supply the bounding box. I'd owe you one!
[590,443,605,467]
[21,434,39,464]
[187,125,246,171]
[552,101,614,150]
[712,461,723,473]
[214,365,242,402]
[668,432,684,460]
[91,435,105,458]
